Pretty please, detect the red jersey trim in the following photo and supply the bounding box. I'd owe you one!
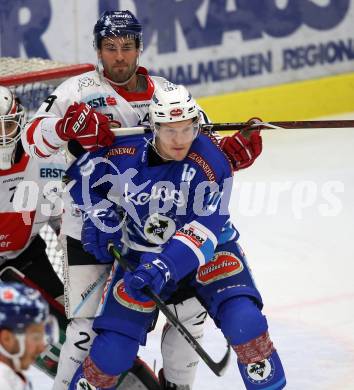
[0,152,29,176]
[26,117,42,145]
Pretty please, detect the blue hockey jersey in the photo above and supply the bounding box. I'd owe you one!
[67,133,239,281]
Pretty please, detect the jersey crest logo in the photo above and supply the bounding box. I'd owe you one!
[143,213,176,245]
[75,377,97,389]
[246,358,275,385]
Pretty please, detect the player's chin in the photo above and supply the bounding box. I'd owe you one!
[172,150,189,161]
[20,358,34,370]
[111,69,130,83]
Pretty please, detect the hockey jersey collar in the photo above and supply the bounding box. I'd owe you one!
[104,67,155,102]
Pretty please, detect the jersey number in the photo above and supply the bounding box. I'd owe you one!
[74,331,91,351]
[44,95,57,112]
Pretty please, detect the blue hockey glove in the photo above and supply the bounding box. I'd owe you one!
[124,253,172,302]
[82,207,122,263]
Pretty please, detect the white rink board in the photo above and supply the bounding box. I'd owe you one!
[29,113,354,389]
[2,1,354,97]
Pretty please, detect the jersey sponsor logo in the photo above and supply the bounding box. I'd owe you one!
[2,176,23,184]
[0,211,35,251]
[106,96,117,106]
[113,279,156,313]
[170,108,183,117]
[124,183,185,208]
[246,358,275,385]
[104,147,136,158]
[86,95,118,109]
[175,223,207,248]
[187,152,216,181]
[39,167,65,178]
[197,252,244,285]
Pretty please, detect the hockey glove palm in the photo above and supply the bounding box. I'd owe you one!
[220,117,263,171]
[55,102,115,151]
[82,208,122,263]
[124,253,172,302]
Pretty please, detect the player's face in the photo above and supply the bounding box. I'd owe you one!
[98,36,139,87]
[155,119,198,161]
[19,323,47,370]
[0,119,18,141]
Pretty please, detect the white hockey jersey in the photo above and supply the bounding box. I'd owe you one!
[0,361,32,390]
[0,145,66,261]
[21,67,170,239]
[21,67,168,160]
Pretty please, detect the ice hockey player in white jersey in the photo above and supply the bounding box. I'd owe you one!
[21,10,262,390]
[0,85,65,312]
[0,282,59,390]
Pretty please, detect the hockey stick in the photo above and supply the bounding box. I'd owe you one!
[110,119,354,136]
[108,244,231,377]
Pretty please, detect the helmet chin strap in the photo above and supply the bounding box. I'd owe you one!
[0,334,26,372]
[149,137,174,162]
[97,57,140,87]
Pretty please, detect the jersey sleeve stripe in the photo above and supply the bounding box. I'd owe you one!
[25,118,42,146]
[192,220,217,248]
[172,235,206,265]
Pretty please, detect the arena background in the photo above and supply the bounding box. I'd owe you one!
[1,0,354,120]
[1,1,354,389]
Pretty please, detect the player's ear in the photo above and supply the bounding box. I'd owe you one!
[0,329,17,351]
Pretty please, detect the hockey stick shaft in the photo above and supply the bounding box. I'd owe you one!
[108,244,230,377]
[110,119,354,136]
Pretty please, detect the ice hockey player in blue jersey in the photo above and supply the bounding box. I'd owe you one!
[66,83,286,389]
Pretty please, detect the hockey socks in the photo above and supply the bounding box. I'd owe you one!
[217,296,286,389]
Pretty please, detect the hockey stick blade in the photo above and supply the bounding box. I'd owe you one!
[108,244,231,377]
[110,119,354,136]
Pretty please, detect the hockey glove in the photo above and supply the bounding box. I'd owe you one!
[220,117,263,171]
[55,102,115,151]
[124,253,172,302]
[81,207,122,263]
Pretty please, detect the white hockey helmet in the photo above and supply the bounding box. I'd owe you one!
[0,86,26,170]
[149,82,200,125]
